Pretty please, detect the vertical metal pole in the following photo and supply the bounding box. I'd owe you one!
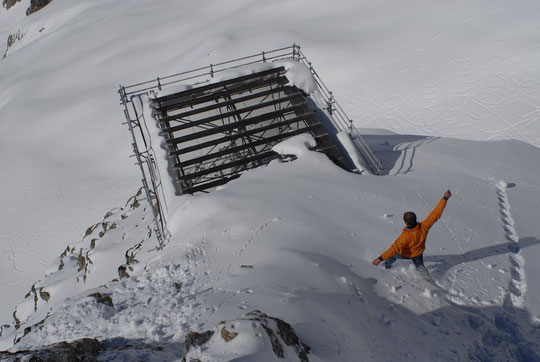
[327,91,334,115]
[119,88,169,248]
[262,51,266,63]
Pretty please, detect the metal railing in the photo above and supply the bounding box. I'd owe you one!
[291,46,383,175]
[123,45,295,96]
[119,44,384,245]
[122,44,382,174]
[119,88,171,248]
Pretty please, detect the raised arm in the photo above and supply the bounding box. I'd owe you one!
[422,189,451,230]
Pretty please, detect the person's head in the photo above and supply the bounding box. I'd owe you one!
[403,211,417,227]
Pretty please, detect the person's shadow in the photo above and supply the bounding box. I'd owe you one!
[424,237,540,279]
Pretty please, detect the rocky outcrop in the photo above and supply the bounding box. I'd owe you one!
[4,188,153,342]
[181,330,215,361]
[2,0,52,14]
[0,338,100,361]
[26,0,51,15]
[182,310,310,361]
[88,292,114,308]
[2,0,21,10]
[3,30,24,59]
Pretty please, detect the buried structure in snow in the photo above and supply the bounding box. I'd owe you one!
[119,45,382,244]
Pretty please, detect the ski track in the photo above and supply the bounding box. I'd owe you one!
[392,137,438,176]
[495,180,526,309]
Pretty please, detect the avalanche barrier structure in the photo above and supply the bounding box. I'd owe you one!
[119,44,383,246]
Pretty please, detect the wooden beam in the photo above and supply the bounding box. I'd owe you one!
[168,112,316,156]
[177,151,277,181]
[182,174,242,194]
[161,85,294,120]
[176,125,321,168]
[153,67,286,104]
[154,76,290,113]
[164,105,309,145]
[157,93,306,127]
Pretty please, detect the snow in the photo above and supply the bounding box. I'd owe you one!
[271,133,317,158]
[1,0,540,359]
[4,133,540,359]
[208,59,318,95]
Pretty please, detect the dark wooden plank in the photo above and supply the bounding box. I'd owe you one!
[158,93,306,127]
[154,67,286,103]
[182,174,242,194]
[176,125,321,168]
[154,76,290,112]
[160,85,295,120]
[164,105,308,145]
[169,112,316,156]
[177,151,277,181]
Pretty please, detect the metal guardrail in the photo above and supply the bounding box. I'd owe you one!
[122,44,383,174]
[119,89,171,248]
[291,46,384,175]
[119,44,384,246]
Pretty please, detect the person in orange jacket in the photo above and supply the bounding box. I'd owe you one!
[372,190,452,270]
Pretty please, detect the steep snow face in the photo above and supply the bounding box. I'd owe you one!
[3,134,540,360]
[1,0,540,355]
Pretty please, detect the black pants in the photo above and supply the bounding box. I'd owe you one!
[384,254,425,269]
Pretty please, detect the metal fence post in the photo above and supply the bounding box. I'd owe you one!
[327,91,334,115]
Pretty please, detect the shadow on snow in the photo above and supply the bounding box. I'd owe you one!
[285,249,540,362]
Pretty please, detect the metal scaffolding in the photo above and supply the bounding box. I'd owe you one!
[119,44,383,246]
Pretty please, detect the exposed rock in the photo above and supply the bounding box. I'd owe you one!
[88,292,114,308]
[12,310,21,330]
[84,224,99,238]
[3,30,24,59]
[24,284,40,312]
[104,208,122,220]
[2,0,21,10]
[125,240,144,265]
[125,188,143,210]
[77,252,86,272]
[0,338,100,361]
[181,330,215,362]
[246,310,310,361]
[220,326,238,342]
[183,311,310,361]
[39,289,50,302]
[26,0,52,16]
[0,324,10,337]
[118,265,130,279]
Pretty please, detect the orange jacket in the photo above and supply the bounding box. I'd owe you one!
[381,198,447,260]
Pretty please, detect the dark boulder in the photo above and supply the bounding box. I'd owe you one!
[0,338,100,361]
[2,0,21,10]
[26,0,51,16]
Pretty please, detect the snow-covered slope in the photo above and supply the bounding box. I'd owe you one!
[3,133,540,360]
[1,0,540,359]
